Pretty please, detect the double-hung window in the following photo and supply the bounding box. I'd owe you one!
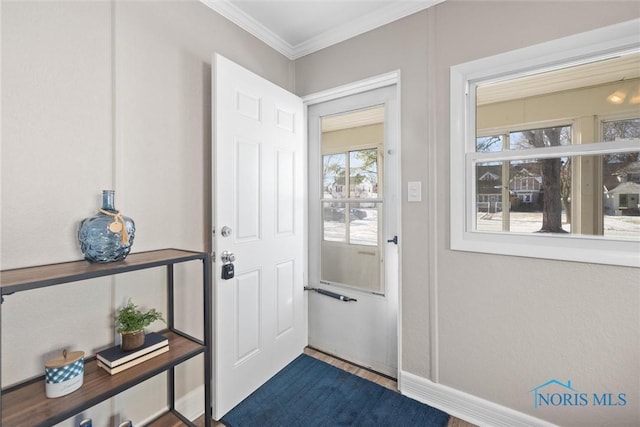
[451,20,640,267]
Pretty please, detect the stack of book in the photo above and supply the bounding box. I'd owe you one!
[96,332,169,375]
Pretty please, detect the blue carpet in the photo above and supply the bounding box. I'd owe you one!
[221,354,450,427]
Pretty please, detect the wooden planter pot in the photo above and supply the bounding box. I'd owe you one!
[121,330,145,351]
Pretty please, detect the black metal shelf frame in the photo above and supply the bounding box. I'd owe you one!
[0,249,212,427]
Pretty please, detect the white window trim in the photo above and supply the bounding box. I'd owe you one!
[450,19,640,267]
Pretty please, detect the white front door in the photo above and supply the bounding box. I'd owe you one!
[212,54,305,419]
[307,83,400,377]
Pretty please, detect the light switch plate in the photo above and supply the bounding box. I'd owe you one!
[408,181,422,202]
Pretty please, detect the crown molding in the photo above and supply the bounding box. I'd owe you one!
[200,0,445,60]
[200,0,296,58]
[293,0,444,59]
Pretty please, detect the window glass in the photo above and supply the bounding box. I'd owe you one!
[602,119,640,237]
[349,205,378,246]
[319,106,386,292]
[476,135,504,153]
[323,153,346,199]
[475,161,503,232]
[323,201,346,242]
[474,56,640,240]
[509,126,571,150]
[476,157,572,234]
[451,21,640,266]
[508,158,570,234]
[349,149,379,198]
[603,118,640,142]
[602,119,640,233]
[475,150,640,239]
[322,149,382,246]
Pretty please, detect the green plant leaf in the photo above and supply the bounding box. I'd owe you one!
[115,299,165,334]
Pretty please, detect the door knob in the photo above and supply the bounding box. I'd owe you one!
[220,226,232,237]
[221,251,235,263]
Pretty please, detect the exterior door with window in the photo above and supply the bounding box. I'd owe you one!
[307,84,399,377]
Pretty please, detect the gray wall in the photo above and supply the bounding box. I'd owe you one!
[296,2,639,426]
[297,9,435,377]
[1,0,292,424]
[2,0,639,426]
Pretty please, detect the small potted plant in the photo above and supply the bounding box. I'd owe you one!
[115,299,165,351]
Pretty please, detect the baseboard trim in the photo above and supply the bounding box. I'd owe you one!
[175,385,205,421]
[138,386,205,426]
[400,370,557,427]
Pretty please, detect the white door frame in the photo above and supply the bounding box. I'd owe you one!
[302,70,402,378]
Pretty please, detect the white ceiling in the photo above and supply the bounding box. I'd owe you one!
[200,0,445,59]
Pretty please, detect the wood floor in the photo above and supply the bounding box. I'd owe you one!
[196,347,477,427]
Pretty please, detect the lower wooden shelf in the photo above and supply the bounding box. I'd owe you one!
[1,331,204,427]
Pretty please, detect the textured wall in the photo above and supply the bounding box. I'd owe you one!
[297,10,434,377]
[1,0,292,424]
[433,3,639,426]
[2,0,639,426]
[295,2,639,426]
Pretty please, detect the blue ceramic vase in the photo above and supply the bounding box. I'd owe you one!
[78,190,135,263]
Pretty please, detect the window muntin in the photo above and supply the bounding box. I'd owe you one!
[450,20,640,267]
[461,137,640,267]
[473,73,640,241]
[475,156,573,234]
[322,148,380,246]
[473,143,640,240]
[475,126,574,235]
[317,104,387,293]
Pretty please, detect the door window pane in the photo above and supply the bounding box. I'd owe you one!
[323,153,346,199]
[349,204,378,246]
[323,202,346,242]
[349,149,379,198]
[320,106,385,292]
